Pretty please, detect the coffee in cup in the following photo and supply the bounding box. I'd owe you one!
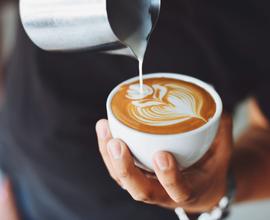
[111,77,216,135]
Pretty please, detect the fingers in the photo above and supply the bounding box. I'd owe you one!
[153,152,192,204]
[0,177,20,220]
[96,119,121,185]
[97,120,191,206]
[107,139,169,204]
[107,139,153,201]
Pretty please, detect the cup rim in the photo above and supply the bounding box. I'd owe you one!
[107,73,223,137]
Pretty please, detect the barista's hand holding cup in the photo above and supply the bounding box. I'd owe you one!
[96,73,232,212]
[107,73,222,170]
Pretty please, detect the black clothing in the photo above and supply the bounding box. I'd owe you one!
[0,1,270,219]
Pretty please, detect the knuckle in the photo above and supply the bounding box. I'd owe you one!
[118,169,131,179]
[174,194,189,203]
[99,145,107,155]
[109,173,117,181]
[164,181,174,189]
[174,192,194,204]
[108,172,123,188]
[132,191,154,203]
[115,178,122,187]
[164,179,176,189]
[118,163,134,180]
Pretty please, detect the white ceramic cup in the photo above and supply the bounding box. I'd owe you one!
[106,73,223,171]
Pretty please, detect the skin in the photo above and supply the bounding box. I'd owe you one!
[0,179,20,220]
[233,99,270,202]
[95,99,270,213]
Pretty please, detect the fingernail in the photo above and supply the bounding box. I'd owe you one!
[108,141,122,160]
[155,154,170,171]
[0,170,8,202]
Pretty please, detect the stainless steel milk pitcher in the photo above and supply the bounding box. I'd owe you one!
[19,0,160,57]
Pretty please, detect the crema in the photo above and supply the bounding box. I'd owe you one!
[111,77,216,134]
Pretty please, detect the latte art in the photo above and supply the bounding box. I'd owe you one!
[127,83,207,127]
[112,77,216,134]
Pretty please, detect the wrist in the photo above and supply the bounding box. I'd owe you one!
[175,167,236,220]
[207,177,228,210]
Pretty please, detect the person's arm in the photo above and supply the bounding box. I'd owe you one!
[0,175,20,220]
[96,98,270,213]
[233,99,270,202]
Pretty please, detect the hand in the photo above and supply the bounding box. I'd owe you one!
[0,176,20,220]
[96,114,233,213]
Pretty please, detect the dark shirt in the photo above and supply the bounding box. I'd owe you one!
[0,1,270,220]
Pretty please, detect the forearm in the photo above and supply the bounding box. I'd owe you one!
[233,125,270,202]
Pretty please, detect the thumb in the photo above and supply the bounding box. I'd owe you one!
[153,152,192,204]
[0,172,20,220]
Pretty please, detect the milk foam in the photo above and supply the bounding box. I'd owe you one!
[126,83,206,126]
